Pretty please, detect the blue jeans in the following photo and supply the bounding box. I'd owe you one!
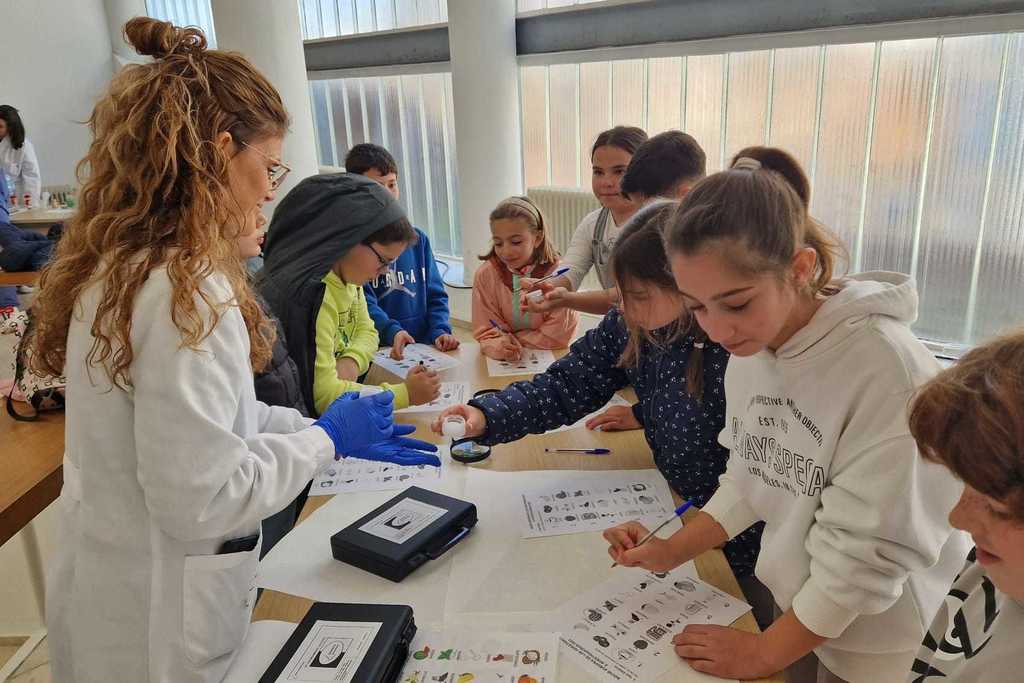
[0,286,18,308]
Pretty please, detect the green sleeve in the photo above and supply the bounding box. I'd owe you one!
[339,287,380,374]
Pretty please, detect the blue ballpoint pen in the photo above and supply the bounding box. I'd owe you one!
[611,500,693,568]
[544,448,611,455]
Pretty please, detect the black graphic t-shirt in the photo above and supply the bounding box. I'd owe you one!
[908,547,1024,682]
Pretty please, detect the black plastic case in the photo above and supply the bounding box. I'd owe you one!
[331,486,477,582]
[259,602,416,683]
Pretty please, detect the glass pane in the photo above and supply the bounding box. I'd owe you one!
[400,75,431,240]
[685,54,726,171]
[769,46,821,173]
[328,80,352,152]
[579,61,612,185]
[361,78,384,144]
[725,50,771,160]
[375,0,396,30]
[309,80,336,166]
[338,0,358,35]
[346,77,367,144]
[647,57,683,135]
[914,35,1006,343]
[444,74,462,256]
[422,73,453,255]
[860,38,938,274]
[521,65,550,189]
[395,0,417,27]
[518,0,546,10]
[315,0,339,38]
[974,33,1024,343]
[380,76,404,174]
[302,0,322,39]
[811,42,876,261]
[549,64,580,187]
[611,60,645,128]
[416,0,442,24]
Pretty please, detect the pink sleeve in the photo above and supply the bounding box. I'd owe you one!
[471,264,512,358]
[515,307,579,350]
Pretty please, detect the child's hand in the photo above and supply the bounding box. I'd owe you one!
[434,334,460,352]
[524,286,571,314]
[603,522,682,572]
[391,330,415,360]
[518,277,540,292]
[673,627,776,679]
[499,336,522,361]
[586,405,641,432]
[406,364,441,405]
[431,404,487,438]
[336,357,360,382]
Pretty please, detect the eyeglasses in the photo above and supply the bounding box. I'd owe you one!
[240,140,292,190]
[366,242,398,271]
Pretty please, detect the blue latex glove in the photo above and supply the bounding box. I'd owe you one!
[313,391,396,454]
[343,436,441,467]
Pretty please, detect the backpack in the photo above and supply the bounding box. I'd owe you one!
[2,309,66,421]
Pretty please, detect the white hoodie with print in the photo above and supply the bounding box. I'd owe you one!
[702,272,970,682]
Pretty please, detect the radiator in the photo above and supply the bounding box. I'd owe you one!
[526,186,602,290]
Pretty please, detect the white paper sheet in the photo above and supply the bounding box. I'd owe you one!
[445,469,691,619]
[279,619,381,682]
[396,381,469,414]
[257,467,468,627]
[518,470,677,539]
[224,620,296,683]
[373,343,461,379]
[399,630,559,683]
[310,459,443,496]
[557,567,750,683]
[486,349,557,377]
[544,393,632,435]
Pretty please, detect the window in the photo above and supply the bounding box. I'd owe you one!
[518,0,611,11]
[145,0,216,46]
[300,0,448,39]
[520,34,1024,350]
[309,73,462,257]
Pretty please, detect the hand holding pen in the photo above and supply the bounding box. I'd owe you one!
[604,501,693,571]
[489,319,522,361]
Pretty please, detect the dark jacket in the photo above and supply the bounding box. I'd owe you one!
[258,173,407,416]
[468,309,763,576]
[0,172,50,272]
[364,227,451,346]
[253,297,307,417]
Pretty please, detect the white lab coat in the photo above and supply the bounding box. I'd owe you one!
[46,267,335,682]
[0,136,41,202]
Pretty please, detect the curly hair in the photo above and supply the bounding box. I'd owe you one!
[30,17,289,388]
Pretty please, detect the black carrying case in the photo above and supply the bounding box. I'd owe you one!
[259,602,416,683]
[331,486,477,582]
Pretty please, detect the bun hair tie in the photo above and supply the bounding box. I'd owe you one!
[731,157,762,172]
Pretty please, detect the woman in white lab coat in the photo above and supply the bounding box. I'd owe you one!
[0,105,41,204]
[29,17,439,683]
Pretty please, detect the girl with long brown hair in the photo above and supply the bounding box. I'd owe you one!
[605,151,968,682]
[34,18,434,682]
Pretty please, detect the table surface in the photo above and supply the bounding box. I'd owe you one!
[8,208,74,225]
[0,406,64,547]
[254,341,782,683]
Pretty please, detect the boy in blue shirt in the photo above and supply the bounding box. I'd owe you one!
[347,143,459,359]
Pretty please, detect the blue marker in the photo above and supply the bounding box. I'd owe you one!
[530,265,571,287]
[611,500,694,568]
[544,448,611,455]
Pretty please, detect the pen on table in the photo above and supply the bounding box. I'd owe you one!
[544,448,611,455]
[611,500,693,568]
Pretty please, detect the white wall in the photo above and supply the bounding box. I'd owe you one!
[4,0,114,187]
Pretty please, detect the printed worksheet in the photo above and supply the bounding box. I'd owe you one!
[310,459,442,496]
[519,471,676,538]
[556,568,750,683]
[279,620,381,683]
[396,382,469,414]
[399,630,559,683]
[545,393,632,435]
[486,349,556,377]
[373,343,461,379]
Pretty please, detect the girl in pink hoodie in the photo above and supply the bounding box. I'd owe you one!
[472,196,579,360]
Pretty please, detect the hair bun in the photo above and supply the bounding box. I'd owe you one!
[124,16,207,59]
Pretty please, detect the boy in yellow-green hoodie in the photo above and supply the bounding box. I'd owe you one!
[259,173,441,415]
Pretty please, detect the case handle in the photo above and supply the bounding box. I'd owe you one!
[425,526,472,560]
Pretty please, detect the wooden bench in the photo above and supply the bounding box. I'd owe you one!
[0,271,40,287]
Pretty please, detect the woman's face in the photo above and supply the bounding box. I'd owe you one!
[490,218,540,271]
[236,210,267,259]
[0,119,7,140]
[592,145,636,215]
[618,278,685,332]
[225,134,282,218]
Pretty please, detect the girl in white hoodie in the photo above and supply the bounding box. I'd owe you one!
[604,150,968,682]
